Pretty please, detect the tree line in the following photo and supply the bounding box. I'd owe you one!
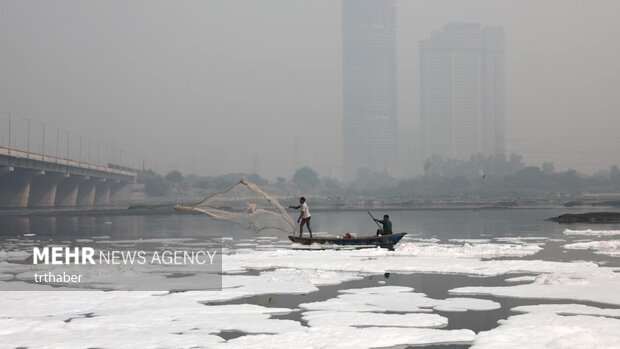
[137,153,620,199]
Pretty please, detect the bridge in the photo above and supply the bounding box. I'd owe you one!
[0,146,137,209]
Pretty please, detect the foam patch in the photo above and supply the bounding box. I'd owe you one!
[564,240,620,257]
[217,326,475,349]
[471,313,620,348]
[301,286,500,313]
[451,271,620,306]
[564,229,620,236]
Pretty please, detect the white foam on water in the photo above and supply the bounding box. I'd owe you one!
[0,291,161,317]
[173,269,363,304]
[504,275,537,283]
[512,304,620,318]
[254,244,288,250]
[493,237,548,244]
[0,291,300,349]
[183,242,224,247]
[2,234,619,347]
[408,237,441,243]
[0,286,473,348]
[471,313,620,349]
[222,245,601,278]
[0,250,31,260]
[339,286,413,294]
[302,310,448,328]
[300,286,500,313]
[450,271,620,306]
[564,229,620,236]
[448,239,492,243]
[0,280,82,291]
[85,302,302,335]
[5,260,222,292]
[94,238,197,244]
[564,240,620,257]
[396,242,542,257]
[216,327,475,349]
[260,268,364,286]
[433,297,501,312]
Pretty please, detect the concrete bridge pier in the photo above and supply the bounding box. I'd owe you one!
[77,177,98,207]
[29,172,64,208]
[2,146,137,208]
[55,175,84,207]
[0,168,34,208]
[95,179,112,205]
[110,181,131,203]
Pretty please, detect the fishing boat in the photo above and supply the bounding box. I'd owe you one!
[288,232,407,249]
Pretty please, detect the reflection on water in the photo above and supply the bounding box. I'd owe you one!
[0,213,240,241]
[2,207,619,241]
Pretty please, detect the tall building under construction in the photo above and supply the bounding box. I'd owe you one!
[342,0,398,181]
[420,23,505,162]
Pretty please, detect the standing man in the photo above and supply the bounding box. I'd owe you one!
[289,197,312,238]
[374,214,393,236]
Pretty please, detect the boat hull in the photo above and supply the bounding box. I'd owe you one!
[288,232,406,249]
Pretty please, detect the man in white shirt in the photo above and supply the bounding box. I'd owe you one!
[289,197,312,238]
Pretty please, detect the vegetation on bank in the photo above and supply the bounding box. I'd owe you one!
[137,153,620,199]
[549,212,620,223]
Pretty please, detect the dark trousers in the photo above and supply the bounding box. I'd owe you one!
[300,217,312,237]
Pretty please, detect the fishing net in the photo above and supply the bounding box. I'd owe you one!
[176,179,296,234]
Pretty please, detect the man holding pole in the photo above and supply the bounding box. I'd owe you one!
[372,214,393,236]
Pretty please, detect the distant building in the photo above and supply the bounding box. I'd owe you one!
[420,23,505,162]
[342,0,398,181]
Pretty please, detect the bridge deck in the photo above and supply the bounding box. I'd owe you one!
[0,146,136,180]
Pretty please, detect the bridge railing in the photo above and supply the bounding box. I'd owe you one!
[0,146,136,178]
[1,112,146,175]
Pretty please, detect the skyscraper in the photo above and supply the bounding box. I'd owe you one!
[342,0,398,181]
[420,23,505,162]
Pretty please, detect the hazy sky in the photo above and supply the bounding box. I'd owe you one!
[1,0,619,178]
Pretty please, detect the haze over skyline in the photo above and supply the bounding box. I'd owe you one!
[1,0,619,179]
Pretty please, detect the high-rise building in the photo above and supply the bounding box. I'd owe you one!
[420,23,505,162]
[342,0,398,181]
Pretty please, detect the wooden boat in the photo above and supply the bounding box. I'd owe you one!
[288,232,407,249]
